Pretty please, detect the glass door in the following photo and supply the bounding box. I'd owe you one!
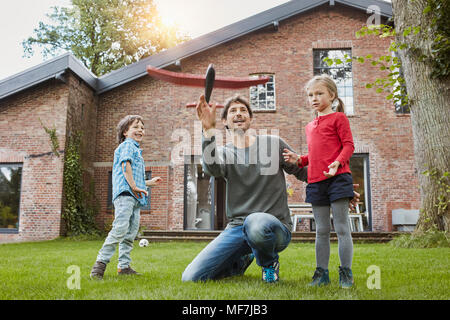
[349,154,372,231]
[184,159,215,230]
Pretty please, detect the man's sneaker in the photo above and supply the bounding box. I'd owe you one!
[118,266,142,276]
[308,267,331,287]
[339,266,354,288]
[262,261,279,283]
[90,261,107,280]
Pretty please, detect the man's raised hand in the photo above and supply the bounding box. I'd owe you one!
[196,94,216,130]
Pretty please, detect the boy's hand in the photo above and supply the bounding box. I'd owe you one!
[282,148,300,165]
[146,177,162,187]
[323,161,340,178]
[196,94,216,130]
[131,186,148,199]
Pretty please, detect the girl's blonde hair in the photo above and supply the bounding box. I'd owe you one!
[305,74,345,117]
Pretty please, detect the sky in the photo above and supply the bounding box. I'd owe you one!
[0,0,291,81]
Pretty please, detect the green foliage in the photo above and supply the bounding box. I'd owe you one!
[354,1,450,80]
[62,132,99,236]
[422,0,450,78]
[23,0,190,76]
[325,0,449,108]
[355,24,395,38]
[390,227,450,248]
[39,118,60,157]
[422,168,450,216]
[323,31,409,109]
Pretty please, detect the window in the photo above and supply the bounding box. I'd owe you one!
[392,51,410,114]
[395,100,410,114]
[249,74,276,111]
[313,49,354,115]
[0,164,22,231]
[107,171,152,210]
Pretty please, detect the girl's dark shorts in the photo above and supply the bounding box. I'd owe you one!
[306,173,354,206]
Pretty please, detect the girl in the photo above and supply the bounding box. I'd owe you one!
[283,75,355,288]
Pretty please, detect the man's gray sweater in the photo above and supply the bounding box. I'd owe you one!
[202,134,307,230]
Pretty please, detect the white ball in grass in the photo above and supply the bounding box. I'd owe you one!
[139,239,149,247]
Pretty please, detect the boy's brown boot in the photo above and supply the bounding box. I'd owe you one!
[90,261,107,280]
[118,266,142,276]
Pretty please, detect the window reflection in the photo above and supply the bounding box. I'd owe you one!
[349,155,371,231]
[185,161,213,230]
[0,164,22,230]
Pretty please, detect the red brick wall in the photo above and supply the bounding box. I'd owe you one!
[0,71,98,242]
[0,3,420,241]
[95,3,420,232]
[0,79,68,242]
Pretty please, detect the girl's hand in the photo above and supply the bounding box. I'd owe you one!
[282,148,300,165]
[146,177,162,187]
[323,161,340,178]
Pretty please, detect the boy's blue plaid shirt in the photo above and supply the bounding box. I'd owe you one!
[112,138,147,207]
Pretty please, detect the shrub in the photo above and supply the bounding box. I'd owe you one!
[390,227,450,248]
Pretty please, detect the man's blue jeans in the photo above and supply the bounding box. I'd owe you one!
[182,212,291,282]
[96,195,141,269]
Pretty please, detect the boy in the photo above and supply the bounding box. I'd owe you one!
[90,115,161,280]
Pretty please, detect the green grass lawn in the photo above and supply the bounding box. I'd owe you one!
[0,239,448,300]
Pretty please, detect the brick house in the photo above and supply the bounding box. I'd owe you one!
[0,0,420,242]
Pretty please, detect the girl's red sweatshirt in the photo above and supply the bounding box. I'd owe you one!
[298,112,354,183]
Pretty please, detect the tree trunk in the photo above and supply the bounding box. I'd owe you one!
[392,0,450,232]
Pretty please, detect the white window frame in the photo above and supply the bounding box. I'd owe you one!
[313,49,354,116]
[249,74,276,111]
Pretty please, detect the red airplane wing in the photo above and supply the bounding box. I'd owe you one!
[146,65,269,89]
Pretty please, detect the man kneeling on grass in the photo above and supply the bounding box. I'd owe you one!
[182,95,309,283]
[183,95,359,284]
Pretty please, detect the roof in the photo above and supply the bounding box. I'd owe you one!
[0,0,392,101]
[0,53,97,100]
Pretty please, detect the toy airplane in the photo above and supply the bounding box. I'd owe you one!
[146,64,270,108]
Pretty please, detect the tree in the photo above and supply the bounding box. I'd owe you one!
[23,0,190,76]
[392,0,449,233]
[325,0,449,233]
